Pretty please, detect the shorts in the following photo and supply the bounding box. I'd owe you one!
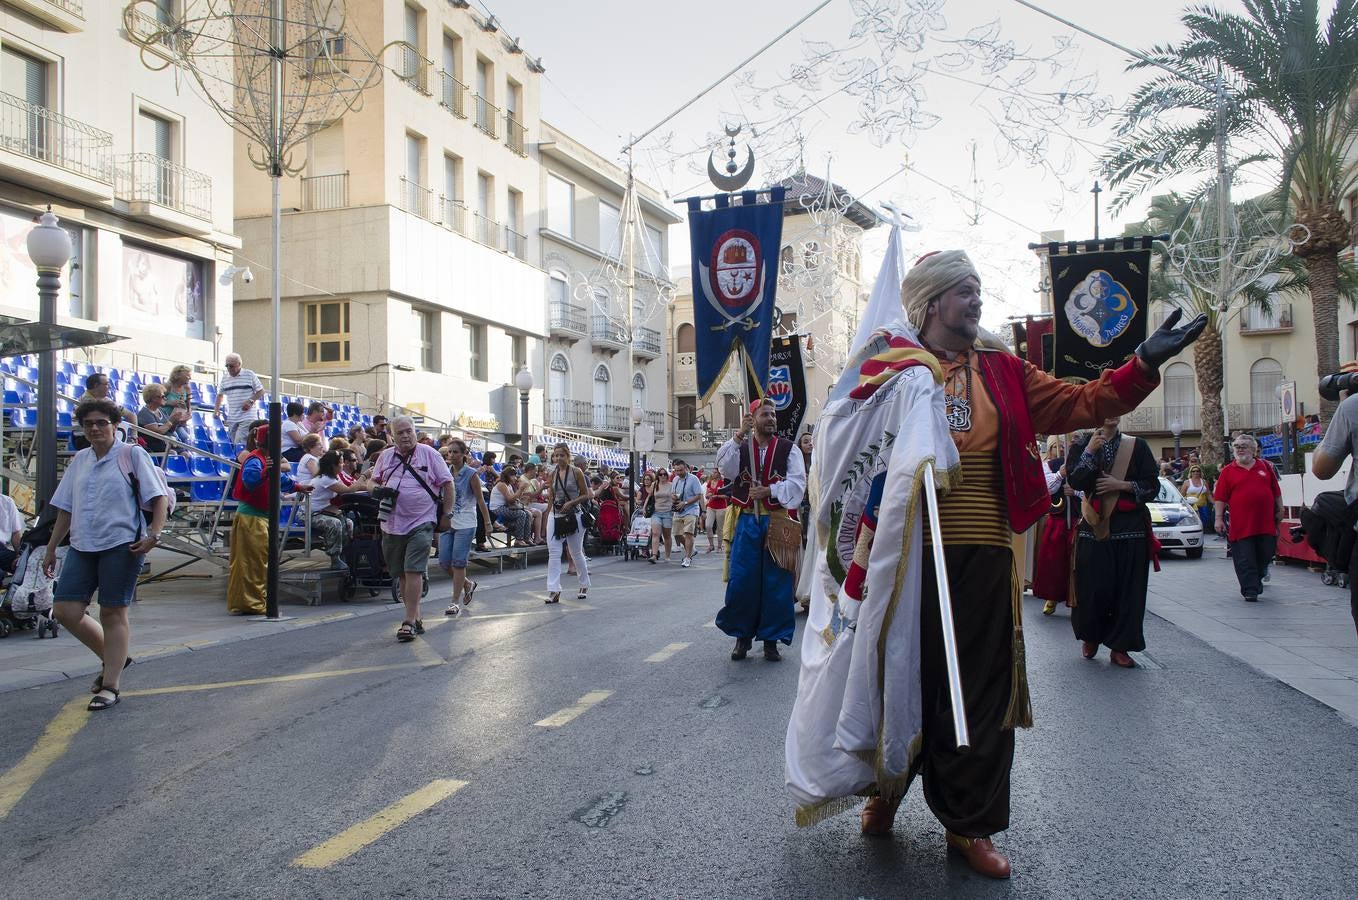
[650,512,673,530]
[382,523,435,575]
[53,544,143,608]
[438,527,475,569]
[673,514,698,537]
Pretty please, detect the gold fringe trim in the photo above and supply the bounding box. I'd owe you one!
[1002,553,1035,730]
[794,794,864,828]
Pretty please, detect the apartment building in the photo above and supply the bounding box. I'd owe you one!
[0,0,239,370]
[539,120,678,451]
[669,173,877,463]
[231,0,545,437]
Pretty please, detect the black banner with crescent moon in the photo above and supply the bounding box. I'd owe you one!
[1047,240,1152,382]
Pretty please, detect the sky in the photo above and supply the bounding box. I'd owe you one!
[471,0,1266,330]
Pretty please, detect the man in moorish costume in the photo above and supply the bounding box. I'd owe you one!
[715,397,806,662]
[785,250,1203,878]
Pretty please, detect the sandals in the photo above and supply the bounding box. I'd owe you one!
[91,656,134,694]
[88,687,119,711]
[577,588,588,600]
[397,622,416,642]
[546,592,561,604]
[444,604,462,617]
[464,579,478,607]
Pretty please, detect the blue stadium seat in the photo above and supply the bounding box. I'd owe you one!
[191,457,217,478]
[164,455,192,479]
[216,459,235,478]
[192,480,226,502]
[56,411,72,428]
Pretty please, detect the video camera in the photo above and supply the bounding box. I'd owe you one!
[370,485,399,523]
[1320,371,1358,402]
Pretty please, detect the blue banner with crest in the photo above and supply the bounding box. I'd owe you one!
[686,187,785,406]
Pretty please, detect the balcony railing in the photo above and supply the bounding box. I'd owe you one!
[472,212,503,250]
[549,300,587,334]
[0,92,112,184]
[505,114,526,155]
[437,196,467,234]
[396,44,429,94]
[1240,303,1294,333]
[1248,401,1283,428]
[591,314,629,348]
[116,153,212,221]
[505,225,526,259]
[439,70,467,118]
[473,95,498,138]
[398,176,433,218]
[632,326,661,356]
[301,172,349,210]
[644,410,665,436]
[547,399,592,431]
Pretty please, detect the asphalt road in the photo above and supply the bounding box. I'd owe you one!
[2,554,1355,899]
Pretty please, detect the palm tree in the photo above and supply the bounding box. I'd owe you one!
[1103,0,1358,421]
[1141,190,1358,465]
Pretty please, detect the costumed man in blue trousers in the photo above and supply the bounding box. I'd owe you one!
[716,397,807,661]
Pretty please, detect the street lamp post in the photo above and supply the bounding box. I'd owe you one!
[26,208,73,512]
[630,404,643,530]
[1170,417,1184,463]
[515,366,533,457]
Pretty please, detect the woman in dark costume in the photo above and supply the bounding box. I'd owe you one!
[1066,417,1159,668]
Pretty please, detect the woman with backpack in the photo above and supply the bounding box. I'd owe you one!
[44,399,169,711]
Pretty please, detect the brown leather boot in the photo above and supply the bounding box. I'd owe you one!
[1110,649,1137,668]
[859,794,900,836]
[1081,640,1098,659]
[946,832,1011,879]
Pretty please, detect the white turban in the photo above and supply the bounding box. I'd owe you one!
[900,250,981,330]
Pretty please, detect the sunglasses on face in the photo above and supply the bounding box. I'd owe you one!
[81,419,112,430]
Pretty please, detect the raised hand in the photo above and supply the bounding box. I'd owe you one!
[1135,308,1208,370]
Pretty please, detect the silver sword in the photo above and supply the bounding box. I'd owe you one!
[922,462,971,751]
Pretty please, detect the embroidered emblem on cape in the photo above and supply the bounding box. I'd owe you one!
[1064,269,1137,348]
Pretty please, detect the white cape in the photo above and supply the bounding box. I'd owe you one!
[784,320,958,825]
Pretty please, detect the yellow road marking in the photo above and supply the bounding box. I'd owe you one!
[533,690,614,727]
[597,572,657,585]
[0,697,90,819]
[125,662,437,697]
[645,642,691,662]
[409,634,444,667]
[702,622,718,628]
[293,779,469,869]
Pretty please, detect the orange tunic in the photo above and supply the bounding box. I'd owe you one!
[927,347,1159,547]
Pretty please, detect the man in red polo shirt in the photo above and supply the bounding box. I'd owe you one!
[1213,433,1282,602]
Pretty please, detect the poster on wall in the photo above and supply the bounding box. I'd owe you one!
[121,244,206,340]
[0,207,85,319]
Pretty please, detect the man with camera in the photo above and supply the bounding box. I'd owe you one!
[370,416,453,643]
[1311,372,1358,634]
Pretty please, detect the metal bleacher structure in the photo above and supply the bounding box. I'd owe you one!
[0,351,637,603]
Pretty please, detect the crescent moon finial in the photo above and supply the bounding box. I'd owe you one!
[708,145,755,192]
[724,123,742,139]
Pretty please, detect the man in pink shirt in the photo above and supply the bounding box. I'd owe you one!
[371,416,453,642]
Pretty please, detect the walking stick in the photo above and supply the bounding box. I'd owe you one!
[922,462,971,750]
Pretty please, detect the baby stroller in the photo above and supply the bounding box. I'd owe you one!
[586,497,626,557]
[337,493,427,603]
[1,507,67,639]
[625,511,651,562]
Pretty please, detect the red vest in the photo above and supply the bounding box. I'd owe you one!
[974,349,1049,534]
[232,449,271,510]
[728,436,793,509]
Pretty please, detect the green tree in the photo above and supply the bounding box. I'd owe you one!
[1103,0,1358,421]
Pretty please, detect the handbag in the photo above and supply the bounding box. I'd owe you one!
[553,513,578,539]
[766,509,801,572]
[1080,434,1135,541]
[579,501,598,531]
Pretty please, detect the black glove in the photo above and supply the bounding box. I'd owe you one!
[1135,309,1208,370]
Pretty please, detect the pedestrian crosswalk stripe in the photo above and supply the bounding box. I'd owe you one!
[292,779,469,869]
[533,690,614,727]
[645,642,691,662]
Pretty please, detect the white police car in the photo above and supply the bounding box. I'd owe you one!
[1149,476,1205,559]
